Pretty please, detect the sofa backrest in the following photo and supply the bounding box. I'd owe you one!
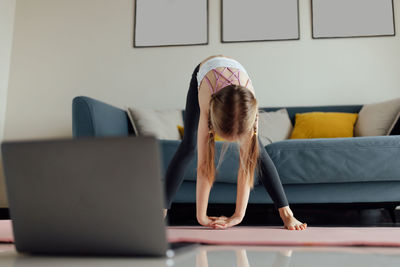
[73,96,363,138]
[261,105,363,125]
[183,105,363,125]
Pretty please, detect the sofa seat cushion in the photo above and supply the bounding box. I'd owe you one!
[266,136,400,184]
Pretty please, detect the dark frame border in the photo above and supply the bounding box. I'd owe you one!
[221,0,300,43]
[133,0,209,48]
[311,0,396,39]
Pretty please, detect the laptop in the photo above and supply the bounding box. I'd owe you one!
[1,136,198,257]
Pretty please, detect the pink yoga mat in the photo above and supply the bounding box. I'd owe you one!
[2,220,400,247]
[0,220,13,243]
[167,226,400,247]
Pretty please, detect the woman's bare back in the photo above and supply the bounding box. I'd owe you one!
[198,55,255,115]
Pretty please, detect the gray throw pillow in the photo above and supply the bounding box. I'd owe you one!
[126,107,183,140]
[354,98,400,137]
[258,108,293,146]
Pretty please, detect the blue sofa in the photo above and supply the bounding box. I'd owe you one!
[72,96,400,212]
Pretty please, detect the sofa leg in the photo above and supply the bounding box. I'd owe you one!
[386,208,397,224]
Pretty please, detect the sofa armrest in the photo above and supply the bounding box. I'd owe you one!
[72,96,134,138]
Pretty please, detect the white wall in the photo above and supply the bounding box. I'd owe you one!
[0,0,15,142]
[4,0,400,142]
[0,0,16,208]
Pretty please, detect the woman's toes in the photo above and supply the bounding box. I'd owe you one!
[287,225,295,230]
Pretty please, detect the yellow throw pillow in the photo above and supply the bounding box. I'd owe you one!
[290,112,358,139]
[177,125,226,141]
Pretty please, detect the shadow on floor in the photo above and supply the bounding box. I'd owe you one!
[1,204,399,227]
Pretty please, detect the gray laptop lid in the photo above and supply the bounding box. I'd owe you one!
[1,136,168,256]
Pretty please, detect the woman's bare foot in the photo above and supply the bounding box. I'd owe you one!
[282,215,307,230]
[278,206,307,231]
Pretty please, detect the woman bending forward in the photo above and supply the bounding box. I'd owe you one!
[163,55,307,231]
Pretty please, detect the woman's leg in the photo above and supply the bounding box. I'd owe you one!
[164,64,201,209]
[257,137,308,230]
[256,136,289,209]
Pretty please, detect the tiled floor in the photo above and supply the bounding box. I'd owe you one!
[0,244,400,266]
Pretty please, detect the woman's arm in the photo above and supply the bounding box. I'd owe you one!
[196,105,226,228]
[234,150,251,219]
[219,129,257,228]
[196,110,212,222]
[231,139,252,222]
[196,81,228,228]
[233,118,258,220]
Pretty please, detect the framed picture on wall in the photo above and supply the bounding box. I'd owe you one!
[221,0,300,43]
[312,0,395,39]
[134,0,208,48]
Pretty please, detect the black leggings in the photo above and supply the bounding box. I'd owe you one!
[163,64,289,210]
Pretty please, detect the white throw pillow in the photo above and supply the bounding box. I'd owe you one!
[258,108,293,146]
[354,98,400,137]
[387,111,400,135]
[126,107,183,140]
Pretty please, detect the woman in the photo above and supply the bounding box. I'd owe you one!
[163,55,307,230]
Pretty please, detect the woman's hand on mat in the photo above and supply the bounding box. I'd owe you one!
[206,214,243,229]
[197,215,227,229]
[217,215,243,229]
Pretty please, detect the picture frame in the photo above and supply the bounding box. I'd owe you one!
[221,0,300,43]
[134,0,209,48]
[312,0,395,39]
